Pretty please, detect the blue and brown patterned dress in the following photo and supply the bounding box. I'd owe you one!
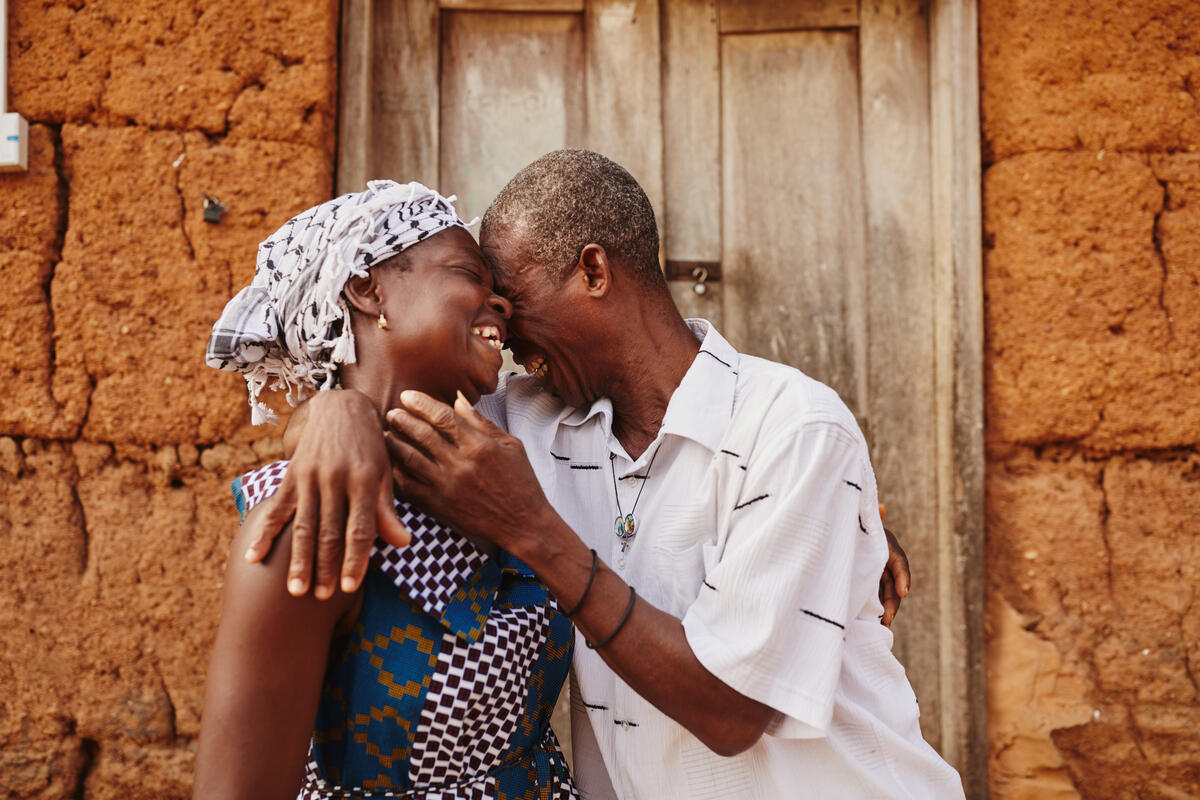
[233,461,578,800]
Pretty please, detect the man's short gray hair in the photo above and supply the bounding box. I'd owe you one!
[481,149,665,289]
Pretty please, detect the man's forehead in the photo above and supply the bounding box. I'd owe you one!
[480,225,538,283]
[480,221,528,259]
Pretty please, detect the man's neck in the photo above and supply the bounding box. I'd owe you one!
[607,313,701,459]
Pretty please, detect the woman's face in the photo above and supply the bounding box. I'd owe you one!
[370,227,512,404]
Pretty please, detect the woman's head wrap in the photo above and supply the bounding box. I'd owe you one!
[206,179,474,424]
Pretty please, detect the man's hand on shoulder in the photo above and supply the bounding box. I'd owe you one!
[878,504,911,627]
[244,389,409,599]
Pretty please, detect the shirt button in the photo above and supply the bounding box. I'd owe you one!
[623,476,638,486]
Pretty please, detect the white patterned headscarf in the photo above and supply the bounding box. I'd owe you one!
[206,180,474,424]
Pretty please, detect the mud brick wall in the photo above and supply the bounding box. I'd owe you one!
[0,1,338,796]
[981,2,1200,798]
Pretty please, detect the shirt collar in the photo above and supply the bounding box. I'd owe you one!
[658,319,740,453]
[560,394,613,430]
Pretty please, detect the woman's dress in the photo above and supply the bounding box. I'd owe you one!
[233,460,578,800]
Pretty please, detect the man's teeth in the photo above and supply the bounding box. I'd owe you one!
[524,356,548,378]
[471,326,504,351]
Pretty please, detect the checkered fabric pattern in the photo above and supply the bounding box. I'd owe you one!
[374,506,489,621]
[232,461,489,621]
[232,460,290,522]
[298,746,495,799]
[408,606,550,786]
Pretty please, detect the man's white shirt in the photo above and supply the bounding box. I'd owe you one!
[477,320,964,799]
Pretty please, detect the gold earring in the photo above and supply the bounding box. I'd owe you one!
[377,312,389,330]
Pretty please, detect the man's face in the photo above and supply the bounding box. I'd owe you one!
[481,225,601,409]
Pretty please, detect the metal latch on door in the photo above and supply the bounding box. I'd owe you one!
[664,260,721,295]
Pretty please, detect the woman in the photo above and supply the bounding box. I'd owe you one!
[194,181,576,799]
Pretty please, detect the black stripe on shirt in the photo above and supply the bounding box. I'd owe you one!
[699,349,734,370]
[733,493,770,511]
[801,608,845,630]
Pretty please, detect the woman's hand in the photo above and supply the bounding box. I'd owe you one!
[383,390,553,557]
[244,389,410,599]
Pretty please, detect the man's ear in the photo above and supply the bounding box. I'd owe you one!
[576,243,611,297]
[342,272,382,315]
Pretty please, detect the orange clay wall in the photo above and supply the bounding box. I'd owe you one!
[0,1,338,796]
[982,1,1200,798]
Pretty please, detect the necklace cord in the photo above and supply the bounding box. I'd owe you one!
[609,443,662,518]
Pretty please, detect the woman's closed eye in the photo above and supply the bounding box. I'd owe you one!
[454,265,485,284]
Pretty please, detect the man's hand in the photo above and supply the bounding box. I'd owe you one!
[383,390,552,554]
[243,389,409,599]
[878,506,911,627]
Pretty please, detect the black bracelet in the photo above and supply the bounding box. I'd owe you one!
[561,549,599,618]
[586,586,637,650]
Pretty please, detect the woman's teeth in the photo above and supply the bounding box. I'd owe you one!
[524,356,548,378]
[471,326,504,351]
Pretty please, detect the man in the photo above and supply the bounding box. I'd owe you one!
[250,150,963,797]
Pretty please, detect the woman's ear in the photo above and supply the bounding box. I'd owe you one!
[576,243,611,297]
[342,272,382,315]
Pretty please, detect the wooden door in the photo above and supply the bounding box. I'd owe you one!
[339,0,984,792]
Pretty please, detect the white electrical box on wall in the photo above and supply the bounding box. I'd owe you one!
[0,112,27,172]
[0,0,26,173]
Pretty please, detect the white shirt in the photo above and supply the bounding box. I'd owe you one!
[478,320,964,800]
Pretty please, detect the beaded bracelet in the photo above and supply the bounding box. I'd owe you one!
[586,586,637,650]
[561,548,599,618]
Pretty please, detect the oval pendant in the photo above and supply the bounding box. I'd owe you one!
[615,515,625,535]
[624,514,636,535]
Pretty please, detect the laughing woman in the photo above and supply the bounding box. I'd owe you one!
[194,182,576,799]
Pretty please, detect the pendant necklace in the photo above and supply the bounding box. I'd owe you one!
[609,443,662,555]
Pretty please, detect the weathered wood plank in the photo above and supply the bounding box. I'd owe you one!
[585,0,665,226]
[859,0,941,752]
[439,11,585,222]
[369,0,440,187]
[718,0,858,33]
[337,0,372,194]
[440,0,583,9]
[930,0,986,794]
[720,30,868,418]
[662,0,722,326]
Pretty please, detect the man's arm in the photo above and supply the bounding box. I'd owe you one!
[194,509,355,798]
[244,390,408,598]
